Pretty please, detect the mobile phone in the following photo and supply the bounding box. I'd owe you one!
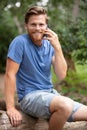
[43,34,48,38]
[43,26,48,38]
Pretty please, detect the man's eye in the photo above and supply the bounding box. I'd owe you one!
[31,24,36,27]
[40,24,44,26]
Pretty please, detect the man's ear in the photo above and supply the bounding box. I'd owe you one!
[24,24,27,30]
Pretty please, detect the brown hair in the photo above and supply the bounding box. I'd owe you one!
[25,6,49,24]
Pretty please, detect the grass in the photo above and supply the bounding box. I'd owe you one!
[54,63,87,87]
[51,64,87,103]
[76,64,87,83]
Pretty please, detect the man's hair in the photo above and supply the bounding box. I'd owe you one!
[25,6,49,24]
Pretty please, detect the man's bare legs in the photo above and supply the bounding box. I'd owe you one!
[49,96,74,130]
[73,105,87,121]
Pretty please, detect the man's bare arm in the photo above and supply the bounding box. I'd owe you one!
[4,58,22,126]
[44,28,67,80]
[52,48,67,81]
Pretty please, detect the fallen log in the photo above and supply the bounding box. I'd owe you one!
[0,100,87,130]
[0,110,87,130]
[0,110,49,130]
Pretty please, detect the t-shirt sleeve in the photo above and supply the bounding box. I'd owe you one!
[7,36,24,64]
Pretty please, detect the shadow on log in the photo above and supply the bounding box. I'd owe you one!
[0,100,87,130]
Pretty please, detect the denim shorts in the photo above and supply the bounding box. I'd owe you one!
[20,89,83,122]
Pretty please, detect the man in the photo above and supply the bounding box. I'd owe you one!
[4,6,87,130]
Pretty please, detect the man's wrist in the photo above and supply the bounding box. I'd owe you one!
[54,45,62,53]
[6,105,15,110]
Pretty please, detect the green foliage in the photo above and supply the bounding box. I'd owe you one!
[72,19,87,63]
[61,64,87,100]
[51,63,87,103]
[48,0,74,7]
[0,10,18,72]
[59,19,87,62]
[47,0,87,64]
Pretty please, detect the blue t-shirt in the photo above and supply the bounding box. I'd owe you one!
[7,34,54,101]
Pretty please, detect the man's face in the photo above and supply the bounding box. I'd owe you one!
[25,14,47,46]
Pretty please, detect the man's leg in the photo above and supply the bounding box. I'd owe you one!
[73,105,87,121]
[49,96,74,130]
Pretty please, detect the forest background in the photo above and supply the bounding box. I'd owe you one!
[0,0,87,104]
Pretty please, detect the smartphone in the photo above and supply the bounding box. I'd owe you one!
[43,34,48,38]
[43,26,48,38]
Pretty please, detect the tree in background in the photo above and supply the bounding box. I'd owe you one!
[47,0,87,71]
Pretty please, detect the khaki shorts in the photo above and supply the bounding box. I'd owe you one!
[20,89,83,122]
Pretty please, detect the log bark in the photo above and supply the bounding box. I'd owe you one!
[0,110,87,130]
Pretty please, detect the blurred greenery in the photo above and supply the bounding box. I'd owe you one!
[52,64,87,104]
[0,0,87,72]
[62,70,87,96]
[0,10,19,72]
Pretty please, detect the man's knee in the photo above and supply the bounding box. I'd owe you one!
[50,96,73,117]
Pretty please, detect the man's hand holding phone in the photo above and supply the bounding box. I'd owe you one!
[43,28,61,51]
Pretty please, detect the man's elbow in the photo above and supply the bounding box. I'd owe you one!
[59,72,67,81]
[56,69,67,81]
[59,64,67,80]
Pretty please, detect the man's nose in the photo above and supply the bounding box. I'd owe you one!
[35,25,40,29]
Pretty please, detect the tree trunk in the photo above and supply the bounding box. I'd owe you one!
[72,0,80,21]
[65,56,76,72]
[13,16,23,34]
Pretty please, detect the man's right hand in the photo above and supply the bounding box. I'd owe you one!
[7,107,22,127]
